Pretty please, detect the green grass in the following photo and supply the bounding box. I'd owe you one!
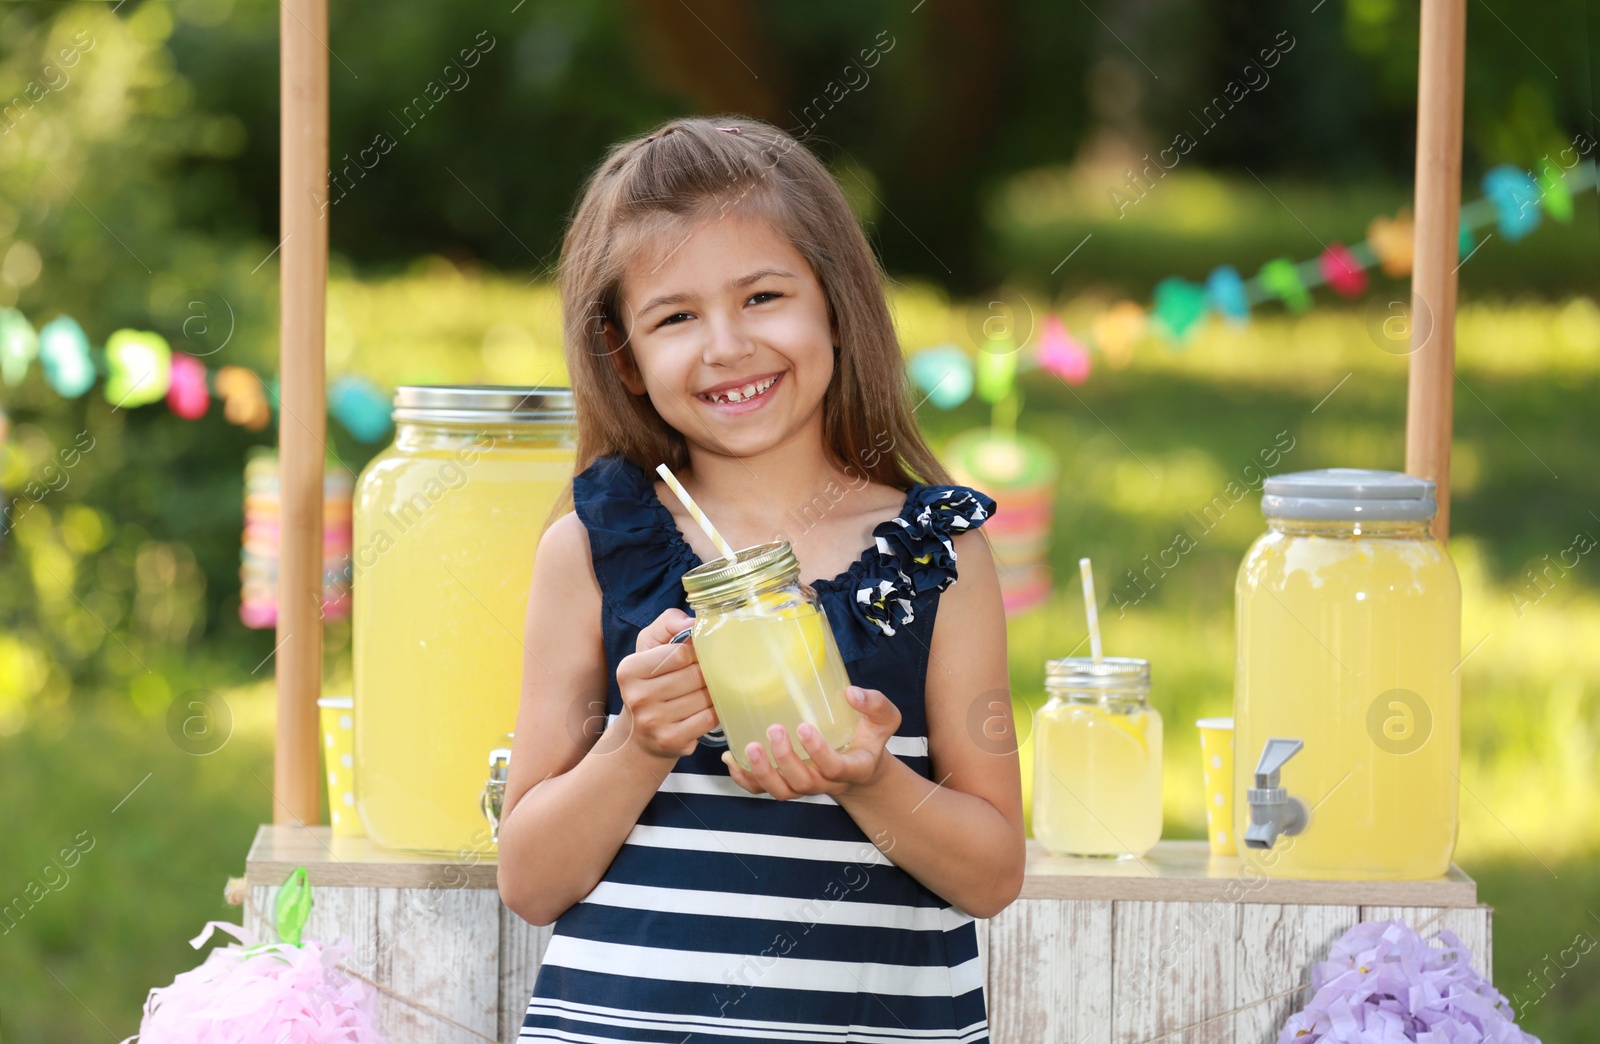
[1471,853,1600,1039]
[0,699,273,1042]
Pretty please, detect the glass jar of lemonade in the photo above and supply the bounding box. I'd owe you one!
[681,541,860,772]
[1235,469,1460,880]
[1033,658,1163,859]
[353,386,574,854]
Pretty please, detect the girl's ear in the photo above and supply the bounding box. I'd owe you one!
[604,320,647,395]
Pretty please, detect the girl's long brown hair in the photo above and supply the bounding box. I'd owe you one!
[545,114,954,528]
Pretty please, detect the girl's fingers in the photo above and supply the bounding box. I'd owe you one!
[764,725,814,792]
[635,613,691,656]
[795,721,851,781]
[721,751,765,794]
[767,725,843,796]
[855,687,901,731]
[676,706,719,750]
[746,741,797,801]
[660,684,713,717]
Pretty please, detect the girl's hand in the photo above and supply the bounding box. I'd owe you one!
[616,608,719,762]
[721,686,902,800]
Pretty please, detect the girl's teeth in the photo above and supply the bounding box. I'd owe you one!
[709,375,775,404]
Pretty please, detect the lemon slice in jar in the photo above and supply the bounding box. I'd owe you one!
[1090,703,1149,757]
[751,591,832,672]
[747,590,833,729]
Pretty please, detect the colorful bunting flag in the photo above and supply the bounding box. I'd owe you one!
[104,329,172,408]
[975,338,1019,403]
[1258,258,1311,312]
[1205,266,1250,325]
[1319,244,1368,298]
[1367,213,1415,278]
[167,353,211,420]
[0,309,38,387]
[214,365,273,431]
[1482,164,1542,242]
[1091,301,1145,370]
[1151,277,1210,343]
[38,316,95,398]
[1036,315,1091,386]
[908,344,975,409]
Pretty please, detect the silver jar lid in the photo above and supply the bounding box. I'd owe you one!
[1045,656,1150,689]
[1260,468,1437,522]
[392,385,575,426]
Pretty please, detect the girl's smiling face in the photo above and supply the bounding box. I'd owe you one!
[609,213,836,458]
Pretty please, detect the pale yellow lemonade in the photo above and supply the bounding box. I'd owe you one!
[354,435,572,854]
[693,590,859,772]
[1234,520,1460,879]
[1034,701,1163,857]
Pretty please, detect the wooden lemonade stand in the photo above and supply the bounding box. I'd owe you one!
[245,2,1489,1040]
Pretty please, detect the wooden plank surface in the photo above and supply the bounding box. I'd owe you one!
[988,899,1113,1044]
[376,887,501,1042]
[239,861,1497,1043]
[1113,900,1239,1044]
[248,824,499,889]
[247,826,1479,907]
[498,905,553,1043]
[1022,841,1476,907]
[247,883,380,977]
[1232,904,1358,1044]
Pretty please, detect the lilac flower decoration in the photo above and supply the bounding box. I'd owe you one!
[1278,920,1539,1043]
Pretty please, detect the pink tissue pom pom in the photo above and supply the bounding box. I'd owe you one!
[120,920,387,1044]
[1278,920,1539,1043]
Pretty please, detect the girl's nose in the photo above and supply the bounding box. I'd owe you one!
[700,313,755,367]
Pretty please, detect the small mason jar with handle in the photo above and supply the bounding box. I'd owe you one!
[670,540,860,771]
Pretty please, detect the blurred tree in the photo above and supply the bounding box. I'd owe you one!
[0,2,285,724]
[151,0,1595,293]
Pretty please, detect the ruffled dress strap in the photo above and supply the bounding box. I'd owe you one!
[812,484,997,664]
[570,452,697,631]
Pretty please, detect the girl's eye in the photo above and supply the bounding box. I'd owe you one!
[655,293,778,329]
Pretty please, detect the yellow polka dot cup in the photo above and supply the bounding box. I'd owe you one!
[1196,717,1236,855]
[318,696,363,837]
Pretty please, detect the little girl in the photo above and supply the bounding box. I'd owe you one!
[498,115,1023,1044]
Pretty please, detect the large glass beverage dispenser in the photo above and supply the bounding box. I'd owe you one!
[353,386,575,854]
[1234,468,1460,880]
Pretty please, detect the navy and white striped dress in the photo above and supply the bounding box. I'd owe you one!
[521,452,997,1044]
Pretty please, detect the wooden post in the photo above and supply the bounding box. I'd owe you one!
[274,0,329,824]
[1406,0,1466,540]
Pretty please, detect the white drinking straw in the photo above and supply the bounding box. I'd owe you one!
[1079,557,1104,664]
[656,463,739,562]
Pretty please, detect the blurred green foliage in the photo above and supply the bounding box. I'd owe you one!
[0,0,1597,1039]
